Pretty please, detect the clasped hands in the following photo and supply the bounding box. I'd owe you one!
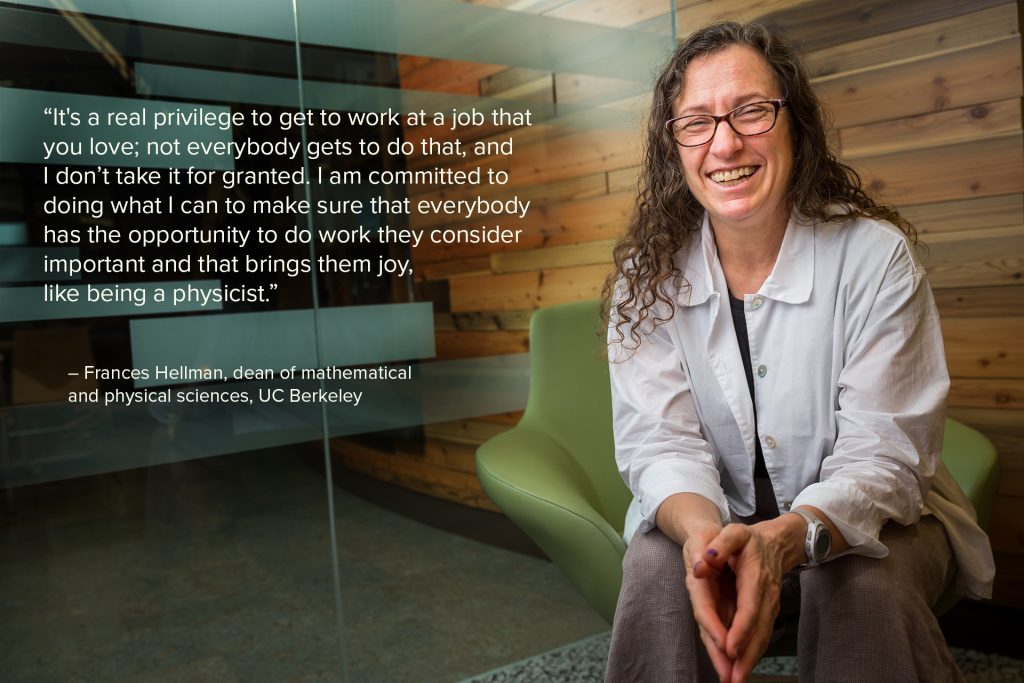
[682,521,795,683]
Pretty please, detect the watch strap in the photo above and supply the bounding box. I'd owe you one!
[791,507,828,567]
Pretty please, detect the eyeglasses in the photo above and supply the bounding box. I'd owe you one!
[666,99,788,147]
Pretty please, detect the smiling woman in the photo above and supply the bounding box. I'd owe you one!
[601,21,994,683]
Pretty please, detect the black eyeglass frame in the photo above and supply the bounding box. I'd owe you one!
[665,99,788,148]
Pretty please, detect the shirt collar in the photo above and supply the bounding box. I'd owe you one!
[676,212,815,307]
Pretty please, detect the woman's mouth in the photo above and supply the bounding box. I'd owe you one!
[708,165,758,186]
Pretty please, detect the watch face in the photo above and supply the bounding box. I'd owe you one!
[814,530,832,560]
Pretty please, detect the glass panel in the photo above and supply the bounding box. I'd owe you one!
[0,4,350,681]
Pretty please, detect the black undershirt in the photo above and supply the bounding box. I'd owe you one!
[728,291,779,518]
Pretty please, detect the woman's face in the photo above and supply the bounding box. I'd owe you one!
[671,45,794,234]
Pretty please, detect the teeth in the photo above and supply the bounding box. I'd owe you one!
[710,166,756,183]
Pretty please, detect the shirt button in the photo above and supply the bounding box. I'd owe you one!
[752,296,764,309]
[757,364,767,378]
[764,435,777,449]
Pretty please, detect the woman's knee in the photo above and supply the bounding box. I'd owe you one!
[801,555,897,609]
[622,528,686,581]
[801,520,953,615]
[617,528,691,621]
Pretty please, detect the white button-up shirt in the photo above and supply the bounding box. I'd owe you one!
[610,213,994,599]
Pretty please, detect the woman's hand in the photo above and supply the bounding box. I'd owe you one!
[691,514,806,683]
[683,525,736,682]
[701,524,784,682]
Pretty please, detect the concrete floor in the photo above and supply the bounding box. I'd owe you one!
[0,447,608,683]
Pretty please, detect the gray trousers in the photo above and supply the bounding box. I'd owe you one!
[605,515,964,682]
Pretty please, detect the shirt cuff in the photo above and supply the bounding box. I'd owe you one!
[633,458,730,535]
[792,481,889,559]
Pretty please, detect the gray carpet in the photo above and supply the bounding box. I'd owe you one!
[460,632,1024,683]
[0,449,608,683]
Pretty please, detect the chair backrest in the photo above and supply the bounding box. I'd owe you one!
[520,300,630,530]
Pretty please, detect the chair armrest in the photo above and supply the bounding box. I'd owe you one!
[476,426,626,623]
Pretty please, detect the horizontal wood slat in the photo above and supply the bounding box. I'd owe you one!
[934,286,1024,319]
[449,270,539,312]
[491,238,614,273]
[399,57,504,95]
[434,310,534,332]
[840,99,1021,160]
[481,66,550,96]
[434,330,530,360]
[943,317,1024,378]
[480,67,553,102]
[815,36,1022,129]
[553,72,647,107]
[900,195,1023,236]
[946,407,1024,430]
[424,418,514,445]
[449,263,608,312]
[948,378,1024,410]
[761,0,1009,54]
[607,165,639,194]
[850,134,1023,207]
[803,4,1019,78]
[675,0,811,35]
[416,256,492,281]
[924,227,1024,289]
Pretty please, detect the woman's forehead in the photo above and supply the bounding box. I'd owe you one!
[674,46,780,110]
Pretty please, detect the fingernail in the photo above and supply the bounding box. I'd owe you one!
[705,548,718,558]
[694,560,704,573]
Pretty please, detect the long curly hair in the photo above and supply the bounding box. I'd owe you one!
[603,21,915,350]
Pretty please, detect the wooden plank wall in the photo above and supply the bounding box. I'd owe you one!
[331,0,1024,607]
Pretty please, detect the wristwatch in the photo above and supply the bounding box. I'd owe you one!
[791,508,831,567]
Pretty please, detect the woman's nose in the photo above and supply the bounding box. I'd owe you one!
[708,120,743,157]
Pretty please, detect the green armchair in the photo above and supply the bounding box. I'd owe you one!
[475,299,1000,625]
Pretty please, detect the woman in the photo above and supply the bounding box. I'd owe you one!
[603,22,994,683]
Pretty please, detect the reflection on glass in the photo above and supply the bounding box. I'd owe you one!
[2,1,676,680]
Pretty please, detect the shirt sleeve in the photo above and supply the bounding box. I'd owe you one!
[792,243,949,558]
[609,312,731,533]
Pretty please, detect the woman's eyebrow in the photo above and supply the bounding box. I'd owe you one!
[674,92,773,116]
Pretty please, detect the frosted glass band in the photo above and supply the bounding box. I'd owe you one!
[1,354,529,487]
[130,302,436,387]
